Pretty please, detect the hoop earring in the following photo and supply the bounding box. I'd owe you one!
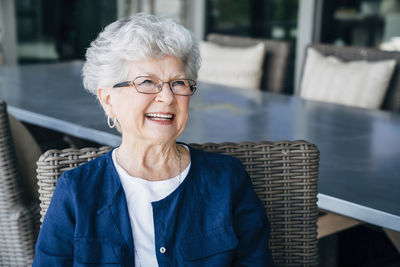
[107,116,117,128]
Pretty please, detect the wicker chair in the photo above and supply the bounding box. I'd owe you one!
[0,101,41,266]
[301,43,400,112]
[207,33,291,94]
[36,141,319,266]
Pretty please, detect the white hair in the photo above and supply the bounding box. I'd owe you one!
[82,13,201,95]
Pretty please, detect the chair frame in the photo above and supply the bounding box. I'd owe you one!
[0,101,40,266]
[37,141,319,266]
[301,43,400,112]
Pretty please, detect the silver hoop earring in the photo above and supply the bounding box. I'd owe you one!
[107,116,117,128]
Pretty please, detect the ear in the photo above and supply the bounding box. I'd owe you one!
[97,88,114,116]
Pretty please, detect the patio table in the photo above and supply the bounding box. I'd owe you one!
[1,61,399,235]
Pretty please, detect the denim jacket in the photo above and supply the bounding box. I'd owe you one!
[33,145,274,266]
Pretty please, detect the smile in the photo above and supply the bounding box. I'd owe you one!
[145,113,175,121]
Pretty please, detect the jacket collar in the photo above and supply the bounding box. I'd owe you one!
[95,149,135,264]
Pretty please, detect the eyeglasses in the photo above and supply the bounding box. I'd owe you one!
[112,76,197,96]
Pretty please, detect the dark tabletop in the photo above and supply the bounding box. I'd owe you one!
[1,61,399,231]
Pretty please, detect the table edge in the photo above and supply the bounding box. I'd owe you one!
[8,106,121,146]
[318,193,400,232]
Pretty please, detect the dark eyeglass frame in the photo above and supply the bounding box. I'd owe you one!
[112,76,197,96]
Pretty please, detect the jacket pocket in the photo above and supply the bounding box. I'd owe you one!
[75,238,119,264]
[180,225,239,261]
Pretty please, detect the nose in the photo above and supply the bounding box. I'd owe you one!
[155,82,174,104]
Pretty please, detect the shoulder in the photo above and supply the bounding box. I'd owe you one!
[187,145,248,190]
[56,149,118,201]
[60,149,113,181]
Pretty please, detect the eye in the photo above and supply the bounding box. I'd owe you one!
[172,80,187,87]
[134,77,157,87]
[140,79,155,85]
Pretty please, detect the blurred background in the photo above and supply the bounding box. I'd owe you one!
[2,0,399,93]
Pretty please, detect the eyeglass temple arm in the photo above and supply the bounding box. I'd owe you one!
[112,81,133,88]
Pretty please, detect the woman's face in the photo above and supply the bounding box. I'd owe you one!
[98,56,191,145]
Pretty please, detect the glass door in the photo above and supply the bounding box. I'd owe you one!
[16,0,117,63]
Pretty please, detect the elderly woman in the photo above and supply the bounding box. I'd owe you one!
[33,13,273,266]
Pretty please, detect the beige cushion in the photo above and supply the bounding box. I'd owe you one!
[300,48,396,109]
[8,115,42,201]
[198,41,266,90]
[380,37,400,51]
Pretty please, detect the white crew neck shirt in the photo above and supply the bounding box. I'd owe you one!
[112,146,191,267]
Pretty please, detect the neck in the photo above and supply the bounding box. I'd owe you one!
[116,138,182,181]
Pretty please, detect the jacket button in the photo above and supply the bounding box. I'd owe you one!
[160,247,166,253]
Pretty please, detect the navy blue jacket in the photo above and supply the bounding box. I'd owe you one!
[33,146,274,266]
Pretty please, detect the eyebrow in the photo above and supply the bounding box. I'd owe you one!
[138,73,187,80]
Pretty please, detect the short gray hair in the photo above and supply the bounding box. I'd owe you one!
[82,13,201,95]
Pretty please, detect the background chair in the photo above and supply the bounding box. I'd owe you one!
[207,34,291,94]
[0,101,41,266]
[36,141,319,266]
[300,43,400,112]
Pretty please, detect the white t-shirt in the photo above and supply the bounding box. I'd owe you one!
[112,147,191,267]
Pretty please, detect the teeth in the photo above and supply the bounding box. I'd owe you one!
[146,113,173,119]
[152,117,170,121]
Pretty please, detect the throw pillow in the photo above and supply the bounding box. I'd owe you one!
[198,41,266,90]
[300,48,396,109]
[8,115,42,202]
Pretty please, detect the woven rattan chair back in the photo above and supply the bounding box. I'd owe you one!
[0,101,40,266]
[207,33,291,94]
[302,43,400,112]
[37,141,319,266]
